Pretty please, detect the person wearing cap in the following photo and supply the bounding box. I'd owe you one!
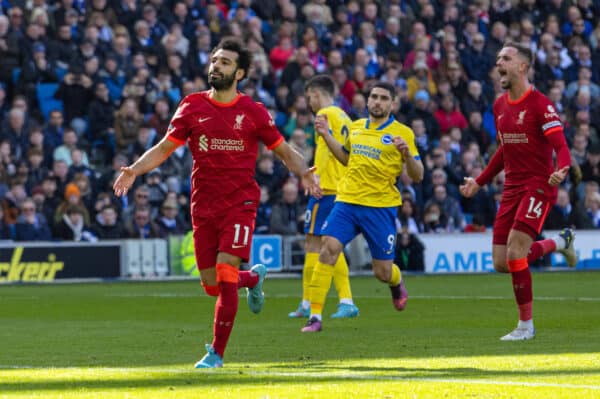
[53,182,91,226]
[406,59,437,101]
[408,89,441,141]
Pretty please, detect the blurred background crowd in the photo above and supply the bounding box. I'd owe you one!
[0,0,599,249]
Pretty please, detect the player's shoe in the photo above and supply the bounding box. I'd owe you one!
[247,264,267,314]
[288,303,310,318]
[390,278,408,311]
[301,317,322,332]
[500,326,536,341]
[194,344,223,368]
[330,303,359,318]
[557,228,578,268]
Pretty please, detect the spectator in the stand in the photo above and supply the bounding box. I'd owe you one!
[462,111,492,153]
[584,188,600,228]
[406,60,437,101]
[461,32,493,83]
[0,206,14,240]
[270,180,304,235]
[91,203,125,239]
[565,67,600,100]
[546,187,594,229]
[121,184,152,225]
[54,182,91,227]
[114,97,143,156]
[255,153,287,196]
[434,94,468,135]
[88,81,115,146]
[40,176,61,226]
[0,108,29,160]
[43,110,66,153]
[255,185,272,234]
[155,198,187,237]
[409,90,440,142]
[572,133,589,165]
[422,202,449,233]
[464,213,487,233]
[1,182,27,225]
[145,168,168,209]
[395,198,422,234]
[54,64,94,131]
[461,80,487,117]
[14,198,52,241]
[97,153,128,193]
[18,42,58,101]
[581,144,600,184]
[425,184,465,232]
[147,98,171,140]
[25,148,47,190]
[53,204,97,242]
[394,225,425,271]
[53,128,90,167]
[125,205,161,238]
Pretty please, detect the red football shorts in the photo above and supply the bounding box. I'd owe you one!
[492,184,554,245]
[192,206,257,270]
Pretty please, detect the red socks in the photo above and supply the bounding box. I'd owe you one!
[507,258,532,321]
[212,263,240,358]
[528,239,556,263]
[238,270,259,289]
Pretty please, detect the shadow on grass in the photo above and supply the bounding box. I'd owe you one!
[1,364,600,392]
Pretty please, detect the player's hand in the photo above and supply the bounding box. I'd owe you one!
[392,136,410,157]
[548,166,569,186]
[302,166,322,199]
[113,166,137,197]
[314,114,330,137]
[459,177,481,198]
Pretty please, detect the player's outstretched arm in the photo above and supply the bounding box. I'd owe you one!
[272,141,322,198]
[314,114,349,166]
[113,136,178,197]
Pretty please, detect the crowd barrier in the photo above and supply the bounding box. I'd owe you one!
[1,230,598,282]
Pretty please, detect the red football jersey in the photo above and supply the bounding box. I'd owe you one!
[493,86,563,190]
[165,91,284,217]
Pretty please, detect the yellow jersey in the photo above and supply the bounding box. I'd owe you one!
[336,116,420,207]
[313,106,351,194]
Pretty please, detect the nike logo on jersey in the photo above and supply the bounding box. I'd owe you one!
[231,244,246,249]
[198,117,212,123]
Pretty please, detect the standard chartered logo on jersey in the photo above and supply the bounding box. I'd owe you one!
[198,135,245,152]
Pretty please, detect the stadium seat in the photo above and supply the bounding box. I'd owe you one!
[12,68,21,84]
[36,83,64,121]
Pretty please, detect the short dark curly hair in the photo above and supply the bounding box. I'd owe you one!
[211,37,252,80]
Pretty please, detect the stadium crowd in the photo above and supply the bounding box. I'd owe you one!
[1,0,600,244]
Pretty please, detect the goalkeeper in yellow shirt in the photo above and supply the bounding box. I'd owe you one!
[301,82,424,332]
[289,75,359,319]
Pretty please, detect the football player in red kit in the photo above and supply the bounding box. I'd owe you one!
[114,37,320,367]
[460,41,577,341]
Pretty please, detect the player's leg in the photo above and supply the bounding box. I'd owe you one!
[289,233,319,318]
[330,251,359,318]
[302,203,358,332]
[360,206,407,311]
[528,228,577,267]
[500,189,552,341]
[501,228,535,341]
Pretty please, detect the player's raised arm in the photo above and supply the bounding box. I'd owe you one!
[272,141,322,198]
[314,114,349,166]
[393,136,424,182]
[113,136,179,196]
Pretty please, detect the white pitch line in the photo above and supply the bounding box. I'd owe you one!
[103,293,600,302]
[1,366,599,391]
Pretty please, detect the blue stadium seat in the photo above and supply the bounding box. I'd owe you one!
[36,83,64,121]
[12,68,21,84]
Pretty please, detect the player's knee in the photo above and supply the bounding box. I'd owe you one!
[201,282,220,296]
[493,260,509,273]
[216,263,239,284]
[373,267,389,282]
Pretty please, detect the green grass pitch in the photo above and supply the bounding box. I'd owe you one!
[1,272,600,398]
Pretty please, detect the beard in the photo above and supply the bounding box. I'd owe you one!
[368,106,389,119]
[208,70,237,90]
